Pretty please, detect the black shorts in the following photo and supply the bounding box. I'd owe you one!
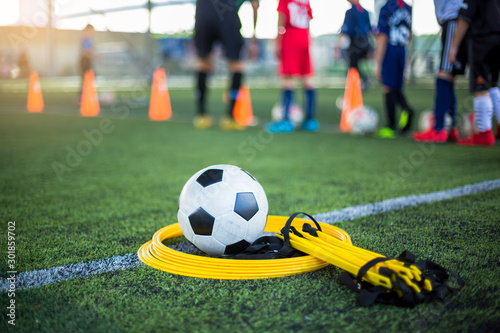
[469,33,500,92]
[440,20,467,75]
[348,36,371,69]
[194,0,244,61]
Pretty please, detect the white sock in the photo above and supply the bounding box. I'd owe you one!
[474,95,493,132]
[489,87,500,124]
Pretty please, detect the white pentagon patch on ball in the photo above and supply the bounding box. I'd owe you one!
[177,164,268,256]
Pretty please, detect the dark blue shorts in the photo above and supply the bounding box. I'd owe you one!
[382,45,406,91]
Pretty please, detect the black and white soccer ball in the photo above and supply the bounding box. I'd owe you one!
[348,106,379,135]
[271,102,304,126]
[177,164,268,256]
[457,112,477,138]
[418,110,453,133]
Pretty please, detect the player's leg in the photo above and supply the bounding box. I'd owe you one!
[219,9,245,130]
[227,60,244,117]
[395,90,414,134]
[458,35,496,146]
[489,84,500,139]
[378,78,397,137]
[419,20,465,142]
[301,75,318,132]
[490,86,500,139]
[267,31,300,133]
[413,21,456,143]
[193,1,217,129]
[488,39,500,138]
[281,76,295,120]
[78,55,91,104]
[195,57,214,114]
[349,37,370,91]
[393,47,414,134]
[377,46,400,138]
[193,56,215,129]
[218,60,246,131]
[267,76,295,133]
[299,36,317,132]
[434,21,457,134]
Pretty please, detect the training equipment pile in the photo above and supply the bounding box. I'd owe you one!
[138,212,463,307]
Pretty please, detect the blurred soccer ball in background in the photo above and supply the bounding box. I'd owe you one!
[271,102,305,126]
[336,96,344,111]
[348,106,379,135]
[100,91,116,105]
[418,110,453,133]
[457,112,477,138]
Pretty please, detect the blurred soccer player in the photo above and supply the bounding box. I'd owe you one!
[374,0,414,139]
[449,0,500,146]
[335,0,374,92]
[267,0,317,133]
[413,0,466,143]
[193,0,259,131]
[79,24,95,102]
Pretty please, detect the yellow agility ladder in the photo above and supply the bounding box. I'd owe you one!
[138,215,351,280]
[276,212,464,307]
[138,212,464,307]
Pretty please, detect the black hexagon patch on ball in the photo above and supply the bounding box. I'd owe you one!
[196,169,223,187]
[234,192,259,221]
[189,207,215,235]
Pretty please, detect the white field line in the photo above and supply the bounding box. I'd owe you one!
[1,179,499,292]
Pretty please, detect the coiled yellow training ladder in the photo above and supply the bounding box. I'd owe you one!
[138,215,352,280]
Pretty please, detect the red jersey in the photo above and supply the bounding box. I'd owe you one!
[277,0,314,76]
[277,0,313,30]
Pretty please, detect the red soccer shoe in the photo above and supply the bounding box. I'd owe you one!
[413,128,448,143]
[447,128,459,142]
[457,129,495,147]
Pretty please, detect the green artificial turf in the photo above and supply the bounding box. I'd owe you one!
[1,192,499,333]
[0,84,499,332]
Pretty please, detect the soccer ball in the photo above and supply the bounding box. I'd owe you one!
[177,164,268,256]
[336,96,344,111]
[457,112,476,138]
[100,91,116,105]
[271,102,305,126]
[348,106,379,135]
[418,110,453,132]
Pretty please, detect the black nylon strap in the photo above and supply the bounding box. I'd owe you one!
[397,250,416,263]
[339,272,361,292]
[357,257,392,281]
[302,223,319,236]
[229,235,306,260]
[347,250,465,307]
[281,212,322,247]
[359,285,390,307]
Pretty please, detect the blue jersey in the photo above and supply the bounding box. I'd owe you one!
[377,0,412,47]
[341,6,372,38]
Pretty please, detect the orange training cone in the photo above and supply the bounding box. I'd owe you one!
[80,69,100,117]
[340,68,363,132]
[149,68,172,121]
[233,86,254,126]
[27,71,44,113]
